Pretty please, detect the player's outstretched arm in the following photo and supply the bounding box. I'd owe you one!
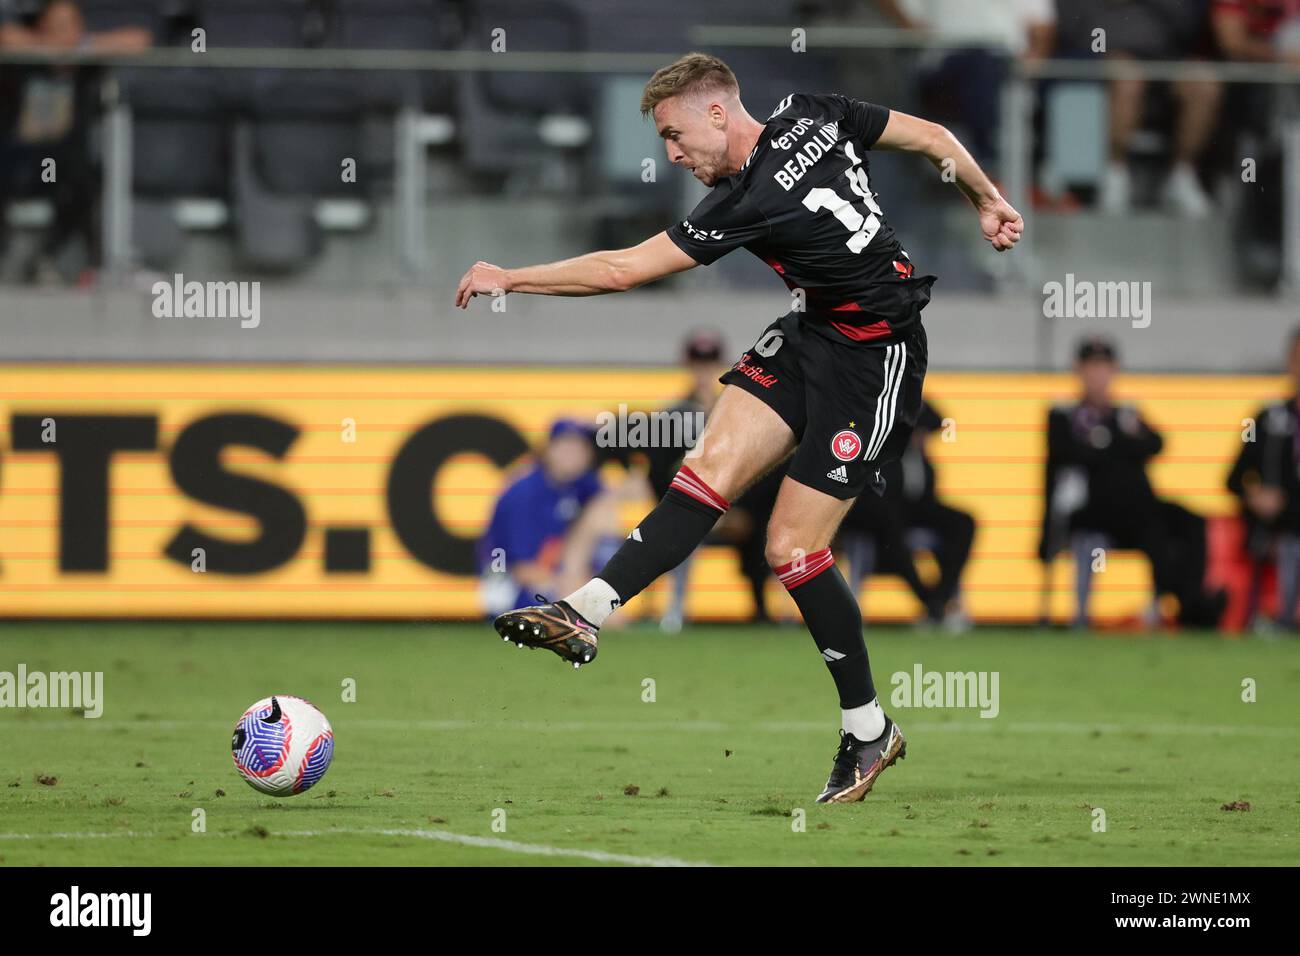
[454,231,697,309]
[873,110,1024,252]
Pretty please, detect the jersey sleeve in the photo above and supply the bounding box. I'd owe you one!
[666,183,770,266]
[825,93,892,149]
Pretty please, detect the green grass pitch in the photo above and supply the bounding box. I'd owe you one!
[1,622,1297,866]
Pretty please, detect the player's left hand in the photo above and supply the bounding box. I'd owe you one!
[979,199,1023,252]
[455,261,510,309]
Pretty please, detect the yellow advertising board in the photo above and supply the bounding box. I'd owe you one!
[0,366,1280,622]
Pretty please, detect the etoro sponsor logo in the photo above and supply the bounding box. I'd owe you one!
[770,116,815,151]
[830,429,862,462]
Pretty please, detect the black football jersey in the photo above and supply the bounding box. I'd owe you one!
[666,91,936,347]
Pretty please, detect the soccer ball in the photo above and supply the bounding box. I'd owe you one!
[230,695,334,796]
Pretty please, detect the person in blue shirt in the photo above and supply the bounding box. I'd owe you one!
[478,419,620,617]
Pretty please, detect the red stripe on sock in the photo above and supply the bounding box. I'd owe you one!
[670,464,730,512]
[775,548,835,590]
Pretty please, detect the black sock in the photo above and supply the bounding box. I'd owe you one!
[776,548,876,709]
[597,464,728,604]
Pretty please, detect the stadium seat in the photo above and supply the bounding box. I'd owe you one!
[242,1,461,199]
[455,0,593,184]
[196,0,311,48]
[76,0,163,35]
[246,70,392,197]
[113,66,235,267]
[333,0,462,114]
[197,0,322,117]
[1208,516,1280,632]
[230,121,322,272]
[116,67,232,197]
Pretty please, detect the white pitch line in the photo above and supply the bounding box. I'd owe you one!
[753,720,1300,739]
[0,827,710,867]
[0,831,151,840]
[277,828,709,867]
[6,717,1298,738]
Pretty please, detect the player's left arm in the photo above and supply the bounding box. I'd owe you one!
[455,231,697,309]
[872,110,1023,252]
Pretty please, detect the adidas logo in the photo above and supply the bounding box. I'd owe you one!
[627,527,643,542]
[826,465,849,483]
[821,648,846,662]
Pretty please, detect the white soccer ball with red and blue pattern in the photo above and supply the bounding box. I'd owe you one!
[231,695,334,796]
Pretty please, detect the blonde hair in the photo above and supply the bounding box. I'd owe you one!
[641,52,739,117]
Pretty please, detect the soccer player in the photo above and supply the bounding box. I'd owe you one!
[455,52,1022,803]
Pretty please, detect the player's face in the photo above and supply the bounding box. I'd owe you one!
[654,97,729,186]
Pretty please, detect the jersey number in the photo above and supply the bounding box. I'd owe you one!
[800,143,883,254]
[754,329,783,357]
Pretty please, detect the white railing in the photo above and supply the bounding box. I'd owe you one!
[6,41,1300,290]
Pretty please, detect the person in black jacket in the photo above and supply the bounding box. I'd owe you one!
[838,401,975,628]
[0,1,151,282]
[897,402,976,625]
[1040,337,1226,627]
[639,330,782,625]
[838,455,938,620]
[1227,326,1300,628]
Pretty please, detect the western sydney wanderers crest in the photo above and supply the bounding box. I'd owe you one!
[831,429,862,462]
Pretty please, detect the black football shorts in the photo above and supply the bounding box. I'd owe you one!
[718,310,928,500]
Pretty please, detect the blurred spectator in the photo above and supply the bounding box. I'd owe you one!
[894,401,977,627]
[477,418,643,618]
[876,0,1056,167]
[0,0,150,284]
[1057,0,1221,217]
[1039,337,1227,627]
[1227,325,1300,630]
[838,401,975,629]
[1211,0,1300,62]
[641,330,781,629]
[1212,0,1300,288]
[839,459,937,621]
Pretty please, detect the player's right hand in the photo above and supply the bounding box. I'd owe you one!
[455,261,510,309]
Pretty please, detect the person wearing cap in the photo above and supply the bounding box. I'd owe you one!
[1039,337,1226,627]
[1227,325,1300,630]
[477,419,629,618]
